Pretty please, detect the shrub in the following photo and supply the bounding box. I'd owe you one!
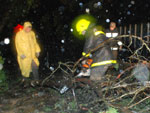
[0,55,8,92]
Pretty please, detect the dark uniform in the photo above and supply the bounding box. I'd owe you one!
[82,28,116,81]
[105,28,122,59]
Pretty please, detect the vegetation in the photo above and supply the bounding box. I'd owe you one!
[0,54,8,93]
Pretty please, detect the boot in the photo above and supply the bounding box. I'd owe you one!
[30,80,40,87]
[20,77,30,88]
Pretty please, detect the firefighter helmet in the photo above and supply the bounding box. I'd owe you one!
[72,14,96,39]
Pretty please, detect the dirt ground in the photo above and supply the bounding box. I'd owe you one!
[1,79,150,113]
[1,64,150,113]
[0,86,59,113]
[0,83,103,113]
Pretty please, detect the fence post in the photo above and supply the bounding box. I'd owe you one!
[147,23,150,42]
[129,24,132,35]
[147,23,149,35]
[134,24,137,48]
[140,23,143,37]
[124,26,127,44]
[119,26,122,35]
[124,26,127,34]
[134,24,137,36]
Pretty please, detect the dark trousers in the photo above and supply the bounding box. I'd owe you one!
[112,50,118,59]
[31,60,39,80]
[90,47,114,81]
[90,65,109,81]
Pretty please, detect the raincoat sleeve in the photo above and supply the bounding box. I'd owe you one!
[32,32,41,53]
[15,33,25,56]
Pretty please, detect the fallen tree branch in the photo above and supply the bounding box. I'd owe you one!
[128,95,150,109]
[73,35,150,71]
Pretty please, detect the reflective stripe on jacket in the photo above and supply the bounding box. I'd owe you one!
[91,60,117,67]
[82,29,115,68]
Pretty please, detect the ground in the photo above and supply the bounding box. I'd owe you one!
[0,84,103,113]
[0,77,150,113]
[1,63,150,113]
[0,86,73,113]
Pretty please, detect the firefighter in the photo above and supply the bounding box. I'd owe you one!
[105,22,123,59]
[75,18,117,81]
[15,22,41,86]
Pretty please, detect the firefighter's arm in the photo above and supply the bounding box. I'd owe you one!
[83,34,104,58]
[82,36,94,58]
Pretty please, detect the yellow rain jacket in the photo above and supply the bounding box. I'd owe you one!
[15,22,41,77]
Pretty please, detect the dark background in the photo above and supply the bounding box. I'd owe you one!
[0,0,150,76]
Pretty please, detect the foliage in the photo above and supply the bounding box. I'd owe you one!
[0,71,8,92]
[53,98,78,112]
[114,63,119,71]
[27,0,34,7]
[106,107,119,113]
[43,106,52,112]
[0,55,8,93]
[0,56,4,64]
[99,107,118,113]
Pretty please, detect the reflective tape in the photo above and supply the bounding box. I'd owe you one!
[91,60,117,67]
[106,33,112,37]
[106,32,119,38]
[112,33,118,37]
[111,47,118,50]
[94,31,105,36]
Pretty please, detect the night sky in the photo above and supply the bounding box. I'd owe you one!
[0,0,150,75]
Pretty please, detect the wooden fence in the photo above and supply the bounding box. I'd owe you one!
[118,23,150,49]
[119,23,150,37]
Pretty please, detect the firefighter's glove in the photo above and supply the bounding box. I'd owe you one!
[117,41,123,46]
[82,52,92,58]
[20,55,26,59]
[82,60,87,65]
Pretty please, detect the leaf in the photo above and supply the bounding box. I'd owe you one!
[44,106,52,112]
[88,110,93,113]
[114,63,119,71]
[68,101,77,110]
[99,107,119,113]
[0,56,4,64]
[27,0,34,6]
[106,107,118,113]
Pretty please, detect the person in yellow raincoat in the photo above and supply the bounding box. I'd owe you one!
[15,22,41,85]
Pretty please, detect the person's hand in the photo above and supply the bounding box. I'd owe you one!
[36,53,40,57]
[20,55,26,59]
[119,46,122,50]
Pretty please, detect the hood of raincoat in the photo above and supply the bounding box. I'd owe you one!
[23,22,32,29]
